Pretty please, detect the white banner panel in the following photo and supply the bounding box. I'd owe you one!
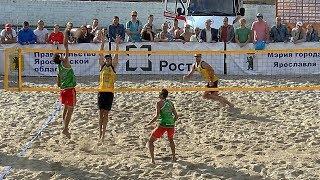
[227,42,320,75]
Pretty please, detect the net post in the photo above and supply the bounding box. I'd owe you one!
[3,48,9,90]
[18,48,23,91]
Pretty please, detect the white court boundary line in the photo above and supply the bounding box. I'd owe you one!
[0,101,62,180]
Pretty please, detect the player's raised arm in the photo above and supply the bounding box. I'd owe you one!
[99,30,106,66]
[112,35,121,68]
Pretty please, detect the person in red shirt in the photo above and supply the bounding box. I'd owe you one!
[48,24,64,44]
[218,17,235,43]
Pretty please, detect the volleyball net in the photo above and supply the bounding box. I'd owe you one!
[3,42,320,93]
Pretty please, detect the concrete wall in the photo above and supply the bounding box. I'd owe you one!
[0,0,275,30]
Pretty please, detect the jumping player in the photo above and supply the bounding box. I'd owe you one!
[53,36,76,139]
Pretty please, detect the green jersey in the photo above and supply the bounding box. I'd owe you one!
[235,27,251,43]
[58,64,76,89]
[159,100,175,127]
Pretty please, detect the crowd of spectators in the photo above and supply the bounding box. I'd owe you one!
[1,11,319,48]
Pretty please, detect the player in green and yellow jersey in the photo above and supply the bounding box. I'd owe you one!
[53,35,76,139]
[184,54,234,108]
[147,89,179,164]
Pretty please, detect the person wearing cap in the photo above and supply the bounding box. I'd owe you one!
[97,31,121,142]
[0,23,17,44]
[200,19,218,43]
[147,89,178,164]
[291,21,306,44]
[18,21,36,45]
[126,11,142,42]
[269,17,290,43]
[251,13,269,45]
[109,16,125,43]
[52,35,76,139]
[86,24,95,42]
[34,19,49,44]
[48,24,64,44]
[183,54,234,108]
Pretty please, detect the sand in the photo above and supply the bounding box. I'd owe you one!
[0,75,320,179]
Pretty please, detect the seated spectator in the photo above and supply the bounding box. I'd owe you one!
[141,25,155,42]
[144,14,155,31]
[86,25,95,42]
[126,11,142,42]
[251,13,269,49]
[270,17,290,42]
[235,18,251,47]
[190,27,201,42]
[109,16,125,42]
[218,17,235,43]
[48,24,64,44]
[176,8,186,22]
[306,24,319,42]
[169,18,181,35]
[291,21,306,44]
[180,24,193,42]
[34,20,49,44]
[200,19,218,42]
[65,22,76,44]
[0,23,17,44]
[91,18,100,34]
[76,25,92,43]
[173,29,185,42]
[155,23,174,42]
[18,21,36,45]
[93,29,105,43]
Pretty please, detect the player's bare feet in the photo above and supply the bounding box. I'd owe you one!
[62,129,71,139]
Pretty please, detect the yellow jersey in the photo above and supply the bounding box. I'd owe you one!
[98,64,116,92]
[195,61,219,82]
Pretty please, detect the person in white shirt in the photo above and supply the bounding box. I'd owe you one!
[0,23,17,44]
[190,27,201,42]
[33,20,48,44]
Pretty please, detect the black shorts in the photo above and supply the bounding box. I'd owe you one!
[98,92,114,111]
[206,81,218,93]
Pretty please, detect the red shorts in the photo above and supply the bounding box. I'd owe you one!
[151,126,175,140]
[60,88,76,107]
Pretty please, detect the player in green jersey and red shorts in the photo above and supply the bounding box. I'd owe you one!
[147,89,179,164]
[53,36,76,139]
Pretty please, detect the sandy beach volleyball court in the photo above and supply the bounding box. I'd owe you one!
[0,75,319,179]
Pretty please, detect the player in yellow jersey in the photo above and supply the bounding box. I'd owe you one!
[98,30,121,141]
[184,54,234,108]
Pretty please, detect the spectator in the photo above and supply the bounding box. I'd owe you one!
[306,24,319,42]
[109,16,125,42]
[144,14,154,31]
[235,18,251,47]
[176,7,186,22]
[18,21,36,45]
[173,29,184,42]
[48,24,64,44]
[200,19,218,43]
[169,18,181,35]
[86,25,95,42]
[269,17,290,42]
[65,22,76,44]
[126,11,142,42]
[141,25,155,42]
[180,24,193,42]
[93,29,105,43]
[218,17,235,43]
[251,13,269,43]
[190,27,201,42]
[76,25,92,43]
[0,23,17,44]
[34,20,49,44]
[91,18,100,34]
[291,21,306,44]
[155,23,174,42]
